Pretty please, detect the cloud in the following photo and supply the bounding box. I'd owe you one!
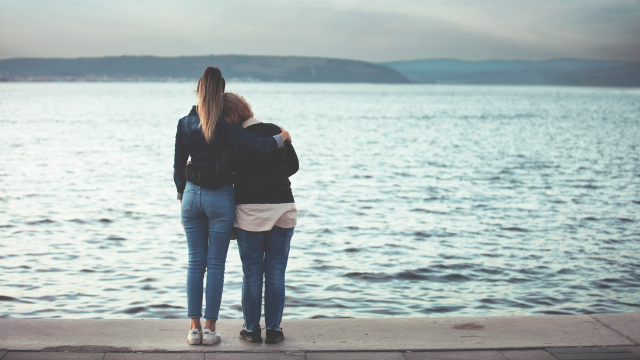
[0,0,638,61]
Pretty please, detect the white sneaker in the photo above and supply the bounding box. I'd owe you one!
[187,328,202,345]
[202,328,221,345]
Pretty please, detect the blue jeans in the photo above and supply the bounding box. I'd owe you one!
[181,182,234,320]
[236,226,294,331]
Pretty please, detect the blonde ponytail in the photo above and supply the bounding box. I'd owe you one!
[196,67,226,142]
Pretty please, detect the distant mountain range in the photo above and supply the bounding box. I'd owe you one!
[0,55,409,83]
[0,55,638,86]
[381,58,640,87]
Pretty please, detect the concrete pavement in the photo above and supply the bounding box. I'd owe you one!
[1,348,640,359]
[0,313,638,359]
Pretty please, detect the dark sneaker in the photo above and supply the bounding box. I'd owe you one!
[265,328,285,344]
[239,327,262,343]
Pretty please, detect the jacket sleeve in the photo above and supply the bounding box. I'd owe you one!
[219,120,284,153]
[285,142,299,177]
[173,121,189,200]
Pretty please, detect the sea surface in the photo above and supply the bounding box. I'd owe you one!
[1,82,639,320]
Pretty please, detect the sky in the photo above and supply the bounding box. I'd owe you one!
[1,0,639,62]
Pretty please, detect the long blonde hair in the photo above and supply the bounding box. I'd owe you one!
[222,92,254,125]
[196,67,226,142]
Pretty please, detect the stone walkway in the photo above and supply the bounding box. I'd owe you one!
[1,347,640,360]
[1,313,638,359]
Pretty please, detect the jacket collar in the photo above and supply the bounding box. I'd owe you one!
[189,106,197,116]
[241,118,262,128]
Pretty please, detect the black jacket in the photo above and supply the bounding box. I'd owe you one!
[174,106,281,198]
[185,122,298,204]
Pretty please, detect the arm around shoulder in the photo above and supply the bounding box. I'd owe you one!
[224,121,284,153]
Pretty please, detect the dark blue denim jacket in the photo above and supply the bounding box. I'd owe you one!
[174,106,283,199]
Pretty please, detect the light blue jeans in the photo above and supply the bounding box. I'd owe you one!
[236,225,294,331]
[181,182,234,320]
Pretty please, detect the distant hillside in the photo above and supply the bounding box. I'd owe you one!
[380,59,639,87]
[554,62,640,87]
[0,55,410,83]
[3,56,637,86]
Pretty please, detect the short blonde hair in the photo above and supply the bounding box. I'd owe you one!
[222,92,254,125]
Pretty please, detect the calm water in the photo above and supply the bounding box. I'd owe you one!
[1,82,639,320]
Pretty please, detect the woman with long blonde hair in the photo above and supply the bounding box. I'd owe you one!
[173,67,291,345]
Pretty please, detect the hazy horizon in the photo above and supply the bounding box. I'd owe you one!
[0,54,636,64]
[1,0,639,62]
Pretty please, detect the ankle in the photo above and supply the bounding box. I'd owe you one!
[190,319,202,330]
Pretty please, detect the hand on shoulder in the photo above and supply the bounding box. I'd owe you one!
[279,126,292,143]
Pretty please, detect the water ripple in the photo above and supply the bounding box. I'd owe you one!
[0,83,639,319]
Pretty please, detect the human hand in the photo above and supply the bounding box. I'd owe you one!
[279,126,292,143]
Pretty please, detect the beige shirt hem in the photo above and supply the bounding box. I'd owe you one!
[234,203,297,232]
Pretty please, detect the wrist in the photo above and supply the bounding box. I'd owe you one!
[273,134,284,148]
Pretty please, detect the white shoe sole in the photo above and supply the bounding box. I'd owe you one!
[202,336,220,345]
[188,337,202,345]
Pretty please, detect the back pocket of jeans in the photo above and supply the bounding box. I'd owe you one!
[204,191,229,216]
[181,191,196,212]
